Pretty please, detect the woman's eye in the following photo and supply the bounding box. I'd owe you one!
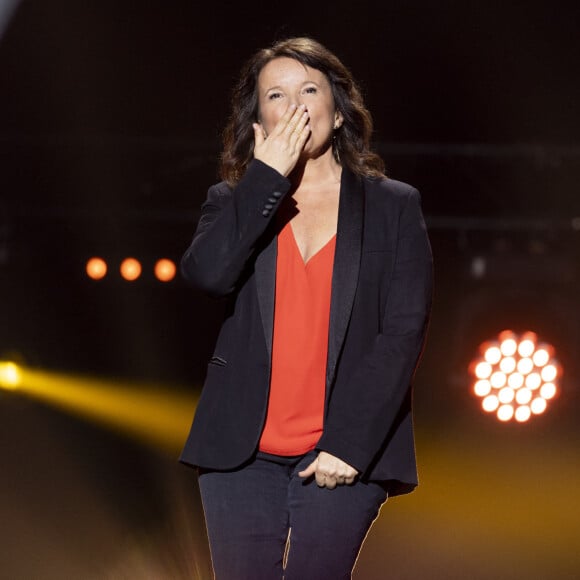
[304,86,317,94]
[268,92,282,100]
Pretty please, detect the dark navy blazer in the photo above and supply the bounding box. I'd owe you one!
[180,159,433,495]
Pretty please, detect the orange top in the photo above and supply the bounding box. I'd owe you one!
[258,221,336,455]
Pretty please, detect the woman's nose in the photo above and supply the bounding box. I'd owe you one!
[291,98,305,109]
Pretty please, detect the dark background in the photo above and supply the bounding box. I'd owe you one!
[1,1,579,578]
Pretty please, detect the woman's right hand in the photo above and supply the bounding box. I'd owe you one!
[252,104,310,177]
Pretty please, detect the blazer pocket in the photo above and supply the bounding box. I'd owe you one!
[208,355,228,367]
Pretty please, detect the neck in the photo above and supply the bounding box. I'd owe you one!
[289,149,342,189]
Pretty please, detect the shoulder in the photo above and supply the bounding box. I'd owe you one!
[208,179,233,197]
[199,180,233,211]
[362,175,421,207]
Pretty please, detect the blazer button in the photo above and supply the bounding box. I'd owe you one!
[264,203,274,210]
[267,197,277,204]
[262,209,270,217]
[272,191,282,198]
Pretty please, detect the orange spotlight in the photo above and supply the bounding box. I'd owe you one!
[515,387,532,405]
[531,397,547,415]
[474,361,492,379]
[517,357,534,375]
[483,344,502,365]
[154,258,176,282]
[508,372,524,389]
[86,257,107,280]
[499,356,516,374]
[497,404,514,422]
[120,258,142,281]
[514,405,531,423]
[482,394,499,412]
[474,380,491,397]
[499,332,518,357]
[532,345,552,367]
[470,330,561,423]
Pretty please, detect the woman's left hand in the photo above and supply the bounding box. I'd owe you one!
[298,451,359,489]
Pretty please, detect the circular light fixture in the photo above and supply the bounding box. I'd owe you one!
[154,258,177,282]
[86,257,108,280]
[120,258,142,281]
[470,331,561,423]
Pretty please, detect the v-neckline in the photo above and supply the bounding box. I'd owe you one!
[287,222,336,266]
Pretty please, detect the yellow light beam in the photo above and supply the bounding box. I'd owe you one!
[0,362,198,454]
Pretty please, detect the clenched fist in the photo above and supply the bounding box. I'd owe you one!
[298,451,359,490]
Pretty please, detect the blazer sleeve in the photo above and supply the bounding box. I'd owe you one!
[316,187,433,475]
[181,160,291,297]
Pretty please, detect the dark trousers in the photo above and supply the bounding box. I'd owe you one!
[198,450,388,580]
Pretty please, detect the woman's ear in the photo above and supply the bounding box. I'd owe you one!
[334,111,344,129]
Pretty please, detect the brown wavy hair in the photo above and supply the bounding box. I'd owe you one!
[220,37,385,186]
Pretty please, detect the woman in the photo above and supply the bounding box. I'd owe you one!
[180,37,432,579]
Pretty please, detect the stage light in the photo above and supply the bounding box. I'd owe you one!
[86,257,107,280]
[517,357,534,375]
[531,397,547,414]
[470,331,561,423]
[497,404,514,422]
[474,361,492,379]
[474,380,491,397]
[515,387,532,405]
[154,258,176,282]
[498,387,514,403]
[518,339,535,358]
[500,336,517,357]
[483,345,502,365]
[532,347,551,367]
[541,364,557,382]
[526,373,541,390]
[514,406,531,422]
[490,371,506,388]
[0,361,21,390]
[499,356,516,374]
[540,383,556,399]
[508,372,524,389]
[482,394,499,412]
[120,258,142,281]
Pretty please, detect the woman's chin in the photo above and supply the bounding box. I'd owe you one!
[300,141,333,162]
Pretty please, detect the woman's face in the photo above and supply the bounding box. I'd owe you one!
[256,57,343,158]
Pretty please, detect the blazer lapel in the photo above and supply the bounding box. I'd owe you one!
[326,169,364,392]
[254,234,277,361]
[254,169,364,380]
